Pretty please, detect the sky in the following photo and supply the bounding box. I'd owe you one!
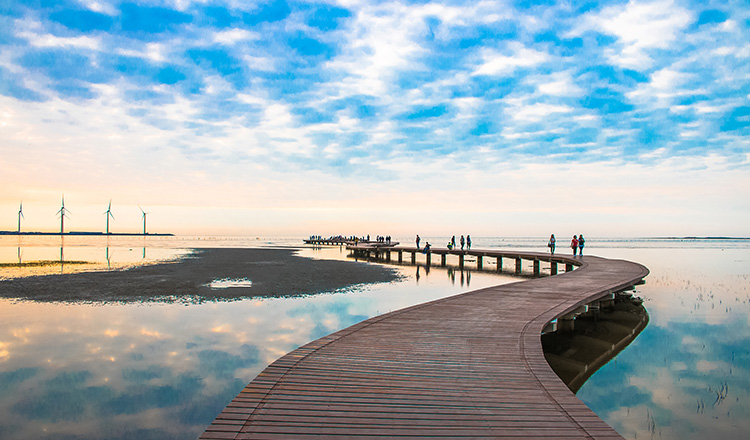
[0,0,748,237]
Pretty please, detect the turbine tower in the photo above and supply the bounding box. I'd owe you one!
[17,202,24,233]
[139,206,148,235]
[104,200,115,234]
[56,195,70,235]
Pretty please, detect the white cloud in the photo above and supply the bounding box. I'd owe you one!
[529,71,583,97]
[570,0,693,70]
[508,102,574,122]
[16,17,102,50]
[473,43,550,76]
[626,67,699,107]
[117,42,168,63]
[324,2,427,96]
[212,29,259,45]
[76,0,118,15]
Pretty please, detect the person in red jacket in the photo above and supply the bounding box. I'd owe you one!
[571,235,578,256]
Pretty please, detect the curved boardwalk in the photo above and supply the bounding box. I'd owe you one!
[201,249,649,439]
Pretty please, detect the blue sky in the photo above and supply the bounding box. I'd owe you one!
[0,0,748,236]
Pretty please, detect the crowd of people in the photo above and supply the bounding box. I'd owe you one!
[307,235,395,243]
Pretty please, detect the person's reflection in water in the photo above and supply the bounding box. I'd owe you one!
[466,270,471,287]
[447,267,455,285]
[415,265,420,283]
[460,269,464,287]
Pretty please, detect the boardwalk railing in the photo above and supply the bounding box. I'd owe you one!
[201,247,648,439]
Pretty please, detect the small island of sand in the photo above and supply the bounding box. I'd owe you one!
[0,248,400,303]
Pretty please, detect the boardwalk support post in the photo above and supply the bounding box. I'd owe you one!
[515,257,522,274]
[558,316,575,332]
[496,256,502,271]
[477,255,483,269]
[533,259,540,275]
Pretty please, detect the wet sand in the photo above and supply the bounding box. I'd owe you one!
[0,248,400,303]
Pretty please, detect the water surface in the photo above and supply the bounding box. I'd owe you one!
[0,237,517,439]
[575,245,750,440]
[1,236,748,440]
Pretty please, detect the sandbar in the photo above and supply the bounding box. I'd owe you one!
[0,248,400,303]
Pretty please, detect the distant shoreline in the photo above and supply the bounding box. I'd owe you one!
[0,231,174,236]
[648,236,750,240]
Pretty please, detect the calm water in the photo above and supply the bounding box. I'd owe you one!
[0,235,748,439]
[575,245,750,440]
[0,236,518,439]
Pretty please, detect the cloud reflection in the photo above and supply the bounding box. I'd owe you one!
[0,248,515,439]
[577,247,750,439]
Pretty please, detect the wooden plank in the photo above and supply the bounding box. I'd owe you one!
[200,251,648,439]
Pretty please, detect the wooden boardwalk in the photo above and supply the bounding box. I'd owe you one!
[201,249,648,439]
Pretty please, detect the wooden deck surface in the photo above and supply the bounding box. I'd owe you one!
[201,250,648,439]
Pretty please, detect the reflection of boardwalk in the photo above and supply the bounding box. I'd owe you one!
[201,251,648,439]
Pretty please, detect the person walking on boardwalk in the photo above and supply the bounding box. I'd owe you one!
[571,235,579,256]
[578,234,585,256]
[548,234,556,254]
[416,234,421,250]
[460,235,465,250]
[467,235,471,250]
[451,235,456,250]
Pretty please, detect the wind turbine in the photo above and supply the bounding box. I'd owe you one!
[56,195,70,235]
[139,206,148,235]
[104,200,115,234]
[17,202,24,233]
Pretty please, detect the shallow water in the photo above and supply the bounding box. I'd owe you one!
[0,236,748,440]
[0,238,517,439]
[0,235,189,279]
[575,246,750,440]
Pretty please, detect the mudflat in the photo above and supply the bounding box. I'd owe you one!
[0,248,399,303]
